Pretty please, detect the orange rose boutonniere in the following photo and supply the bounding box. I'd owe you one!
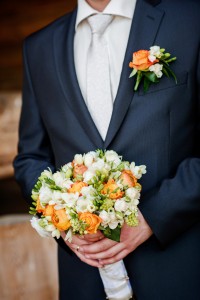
[129,46,177,92]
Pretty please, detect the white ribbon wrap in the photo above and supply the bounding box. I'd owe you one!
[98,260,133,300]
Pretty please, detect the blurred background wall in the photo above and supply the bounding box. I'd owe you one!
[0,0,76,214]
[0,1,76,299]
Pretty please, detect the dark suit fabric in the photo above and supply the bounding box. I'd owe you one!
[14,0,200,299]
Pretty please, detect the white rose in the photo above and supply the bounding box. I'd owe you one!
[114,199,128,212]
[30,217,51,238]
[39,186,53,204]
[105,150,119,161]
[74,154,84,165]
[62,162,72,172]
[126,187,140,200]
[149,63,163,78]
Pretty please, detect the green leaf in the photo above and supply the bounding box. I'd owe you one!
[144,72,159,83]
[129,68,137,78]
[134,71,143,91]
[143,77,151,92]
[162,67,170,78]
[163,64,177,84]
[103,226,121,242]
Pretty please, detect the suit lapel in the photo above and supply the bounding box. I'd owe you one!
[104,0,164,149]
[53,9,104,149]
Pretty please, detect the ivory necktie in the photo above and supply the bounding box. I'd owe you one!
[87,14,114,140]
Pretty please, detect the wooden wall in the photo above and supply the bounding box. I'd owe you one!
[0,0,76,212]
[0,0,77,90]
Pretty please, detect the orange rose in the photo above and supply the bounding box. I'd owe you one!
[79,212,102,234]
[129,50,158,71]
[43,204,54,217]
[73,164,88,178]
[101,179,124,199]
[52,209,71,231]
[68,181,88,193]
[120,170,137,188]
[36,196,45,213]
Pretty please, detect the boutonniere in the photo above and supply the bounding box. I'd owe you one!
[129,46,177,92]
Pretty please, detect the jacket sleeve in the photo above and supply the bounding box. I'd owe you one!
[139,51,200,247]
[13,40,56,204]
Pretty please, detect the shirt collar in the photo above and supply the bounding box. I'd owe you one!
[75,0,136,30]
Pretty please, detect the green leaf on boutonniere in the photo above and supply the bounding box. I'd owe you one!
[129,68,137,78]
[144,72,159,83]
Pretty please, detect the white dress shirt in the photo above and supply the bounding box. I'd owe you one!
[74,0,136,102]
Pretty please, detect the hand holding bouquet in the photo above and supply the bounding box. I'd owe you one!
[30,150,146,300]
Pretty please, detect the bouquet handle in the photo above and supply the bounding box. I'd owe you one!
[98,259,133,300]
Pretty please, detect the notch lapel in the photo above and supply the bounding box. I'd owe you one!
[104,0,164,149]
[53,9,104,149]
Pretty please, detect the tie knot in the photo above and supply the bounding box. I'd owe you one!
[87,14,113,35]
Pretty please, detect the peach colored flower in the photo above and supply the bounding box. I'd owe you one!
[68,181,88,194]
[129,50,158,71]
[79,212,102,234]
[120,170,137,188]
[52,209,71,231]
[73,164,88,178]
[101,179,124,200]
[43,204,54,217]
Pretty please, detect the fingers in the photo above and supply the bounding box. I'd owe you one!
[79,238,117,254]
[84,242,125,260]
[61,232,104,268]
[100,249,129,265]
[75,250,104,268]
[83,230,104,242]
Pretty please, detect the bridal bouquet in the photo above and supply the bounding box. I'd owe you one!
[30,150,146,300]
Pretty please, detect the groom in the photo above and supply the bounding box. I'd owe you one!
[14,0,200,299]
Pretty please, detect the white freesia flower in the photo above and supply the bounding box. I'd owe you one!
[126,187,140,200]
[62,162,72,172]
[62,192,79,207]
[53,191,63,202]
[45,224,56,231]
[41,169,53,179]
[81,186,95,197]
[105,150,119,162]
[91,158,105,171]
[114,199,128,212]
[39,186,53,204]
[84,152,96,167]
[76,197,95,213]
[108,220,119,229]
[62,179,73,189]
[149,45,162,57]
[52,229,60,239]
[30,217,51,238]
[65,228,73,242]
[149,63,163,78]
[99,210,110,225]
[53,172,65,187]
[130,163,147,179]
[148,54,157,63]
[83,170,95,182]
[74,154,84,165]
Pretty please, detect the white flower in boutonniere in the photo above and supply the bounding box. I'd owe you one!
[129,45,177,92]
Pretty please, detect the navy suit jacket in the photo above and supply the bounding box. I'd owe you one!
[14,0,200,299]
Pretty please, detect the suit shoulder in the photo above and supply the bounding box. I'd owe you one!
[24,9,76,49]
